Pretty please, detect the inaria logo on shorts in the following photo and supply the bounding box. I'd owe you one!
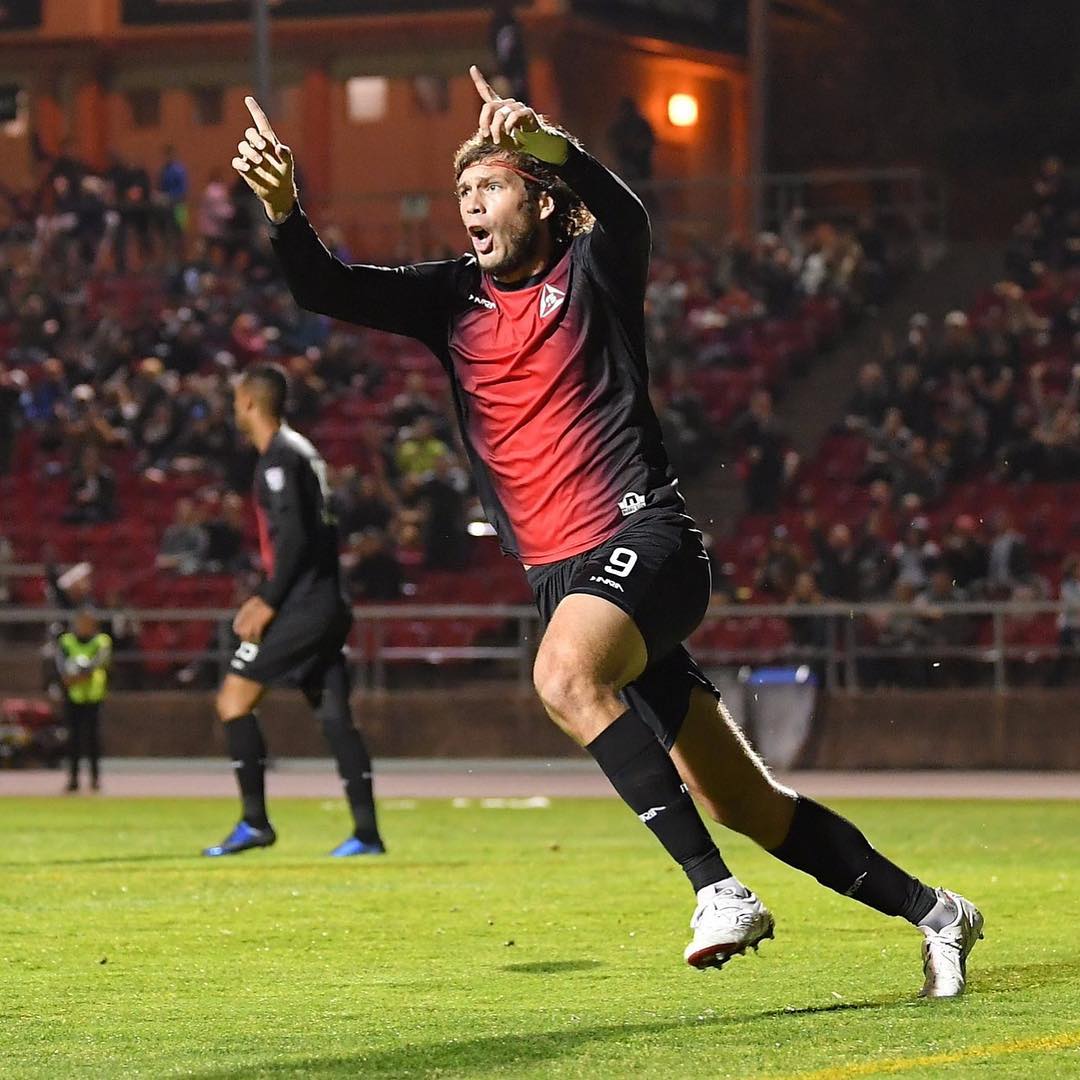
[619,491,646,516]
[589,575,624,591]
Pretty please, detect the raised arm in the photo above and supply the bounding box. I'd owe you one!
[469,66,650,271]
[233,97,453,345]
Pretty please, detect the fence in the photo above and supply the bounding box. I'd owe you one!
[311,166,947,263]
[2,598,1075,695]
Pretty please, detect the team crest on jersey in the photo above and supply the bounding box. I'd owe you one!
[265,466,285,492]
[619,491,646,516]
[539,283,565,319]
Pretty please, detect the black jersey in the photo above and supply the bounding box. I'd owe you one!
[253,425,343,612]
[269,143,687,565]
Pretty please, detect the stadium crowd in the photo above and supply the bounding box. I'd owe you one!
[692,156,1080,684]
[6,140,1078,685]
[0,139,898,615]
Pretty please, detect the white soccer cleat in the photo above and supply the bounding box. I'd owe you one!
[684,883,775,970]
[919,889,984,999]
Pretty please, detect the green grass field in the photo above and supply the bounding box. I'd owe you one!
[3,796,1079,1079]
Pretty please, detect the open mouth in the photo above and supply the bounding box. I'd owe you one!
[469,226,494,256]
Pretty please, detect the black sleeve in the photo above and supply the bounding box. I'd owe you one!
[554,142,651,293]
[269,203,459,350]
[255,459,311,611]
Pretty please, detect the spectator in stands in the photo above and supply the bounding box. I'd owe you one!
[915,567,973,651]
[417,453,469,570]
[854,508,895,599]
[335,470,397,537]
[787,570,829,669]
[47,137,88,191]
[62,384,127,459]
[391,371,440,430]
[1051,554,1080,684]
[0,363,24,474]
[608,97,655,188]
[105,149,153,273]
[23,357,70,453]
[933,310,980,376]
[344,528,404,601]
[1033,155,1072,226]
[650,384,706,477]
[845,361,891,429]
[202,493,251,574]
[286,351,326,429]
[169,396,236,477]
[156,145,189,256]
[63,444,116,524]
[862,406,912,483]
[0,534,12,605]
[809,517,861,601]
[197,170,234,253]
[156,497,209,576]
[732,389,798,513]
[74,175,108,268]
[986,512,1031,598]
[891,518,939,591]
[941,514,989,593]
[135,397,181,474]
[489,0,530,102]
[396,414,449,480]
[872,579,932,687]
[892,436,945,508]
[756,525,804,597]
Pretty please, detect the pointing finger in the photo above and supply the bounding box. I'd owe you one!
[469,65,500,104]
[245,96,278,141]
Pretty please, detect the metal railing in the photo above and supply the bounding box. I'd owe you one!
[1,598,1076,695]
[309,166,947,262]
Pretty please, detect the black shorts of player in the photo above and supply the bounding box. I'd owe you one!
[229,601,352,693]
[526,511,721,749]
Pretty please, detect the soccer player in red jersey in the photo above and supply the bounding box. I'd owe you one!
[232,71,981,997]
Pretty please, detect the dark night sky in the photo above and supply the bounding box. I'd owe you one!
[772,0,1080,172]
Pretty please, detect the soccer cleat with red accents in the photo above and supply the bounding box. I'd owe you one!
[684,883,775,970]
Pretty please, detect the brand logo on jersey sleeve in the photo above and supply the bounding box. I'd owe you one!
[539,283,566,319]
[619,491,646,516]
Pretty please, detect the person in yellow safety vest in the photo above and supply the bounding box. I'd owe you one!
[56,608,112,792]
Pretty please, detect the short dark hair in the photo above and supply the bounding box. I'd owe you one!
[241,363,289,419]
[452,129,595,247]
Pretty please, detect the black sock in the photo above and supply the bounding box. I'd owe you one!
[326,724,381,845]
[769,796,936,924]
[225,713,270,830]
[314,663,381,846]
[586,709,730,892]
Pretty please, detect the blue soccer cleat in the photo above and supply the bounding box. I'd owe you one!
[329,836,386,858]
[202,820,277,857]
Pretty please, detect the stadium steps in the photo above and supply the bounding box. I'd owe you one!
[685,242,1001,537]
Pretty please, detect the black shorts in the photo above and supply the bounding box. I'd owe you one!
[229,602,352,693]
[526,511,720,748]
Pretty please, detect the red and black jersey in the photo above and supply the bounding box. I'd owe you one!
[253,425,343,611]
[270,144,685,564]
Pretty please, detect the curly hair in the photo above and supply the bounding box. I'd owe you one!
[452,127,595,247]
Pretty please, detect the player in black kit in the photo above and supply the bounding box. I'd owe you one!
[231,79,981,999]
[202,364,384,858]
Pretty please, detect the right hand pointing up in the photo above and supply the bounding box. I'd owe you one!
[232,96,297,224]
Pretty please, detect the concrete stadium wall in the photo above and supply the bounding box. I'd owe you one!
[84,688,1080,768]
